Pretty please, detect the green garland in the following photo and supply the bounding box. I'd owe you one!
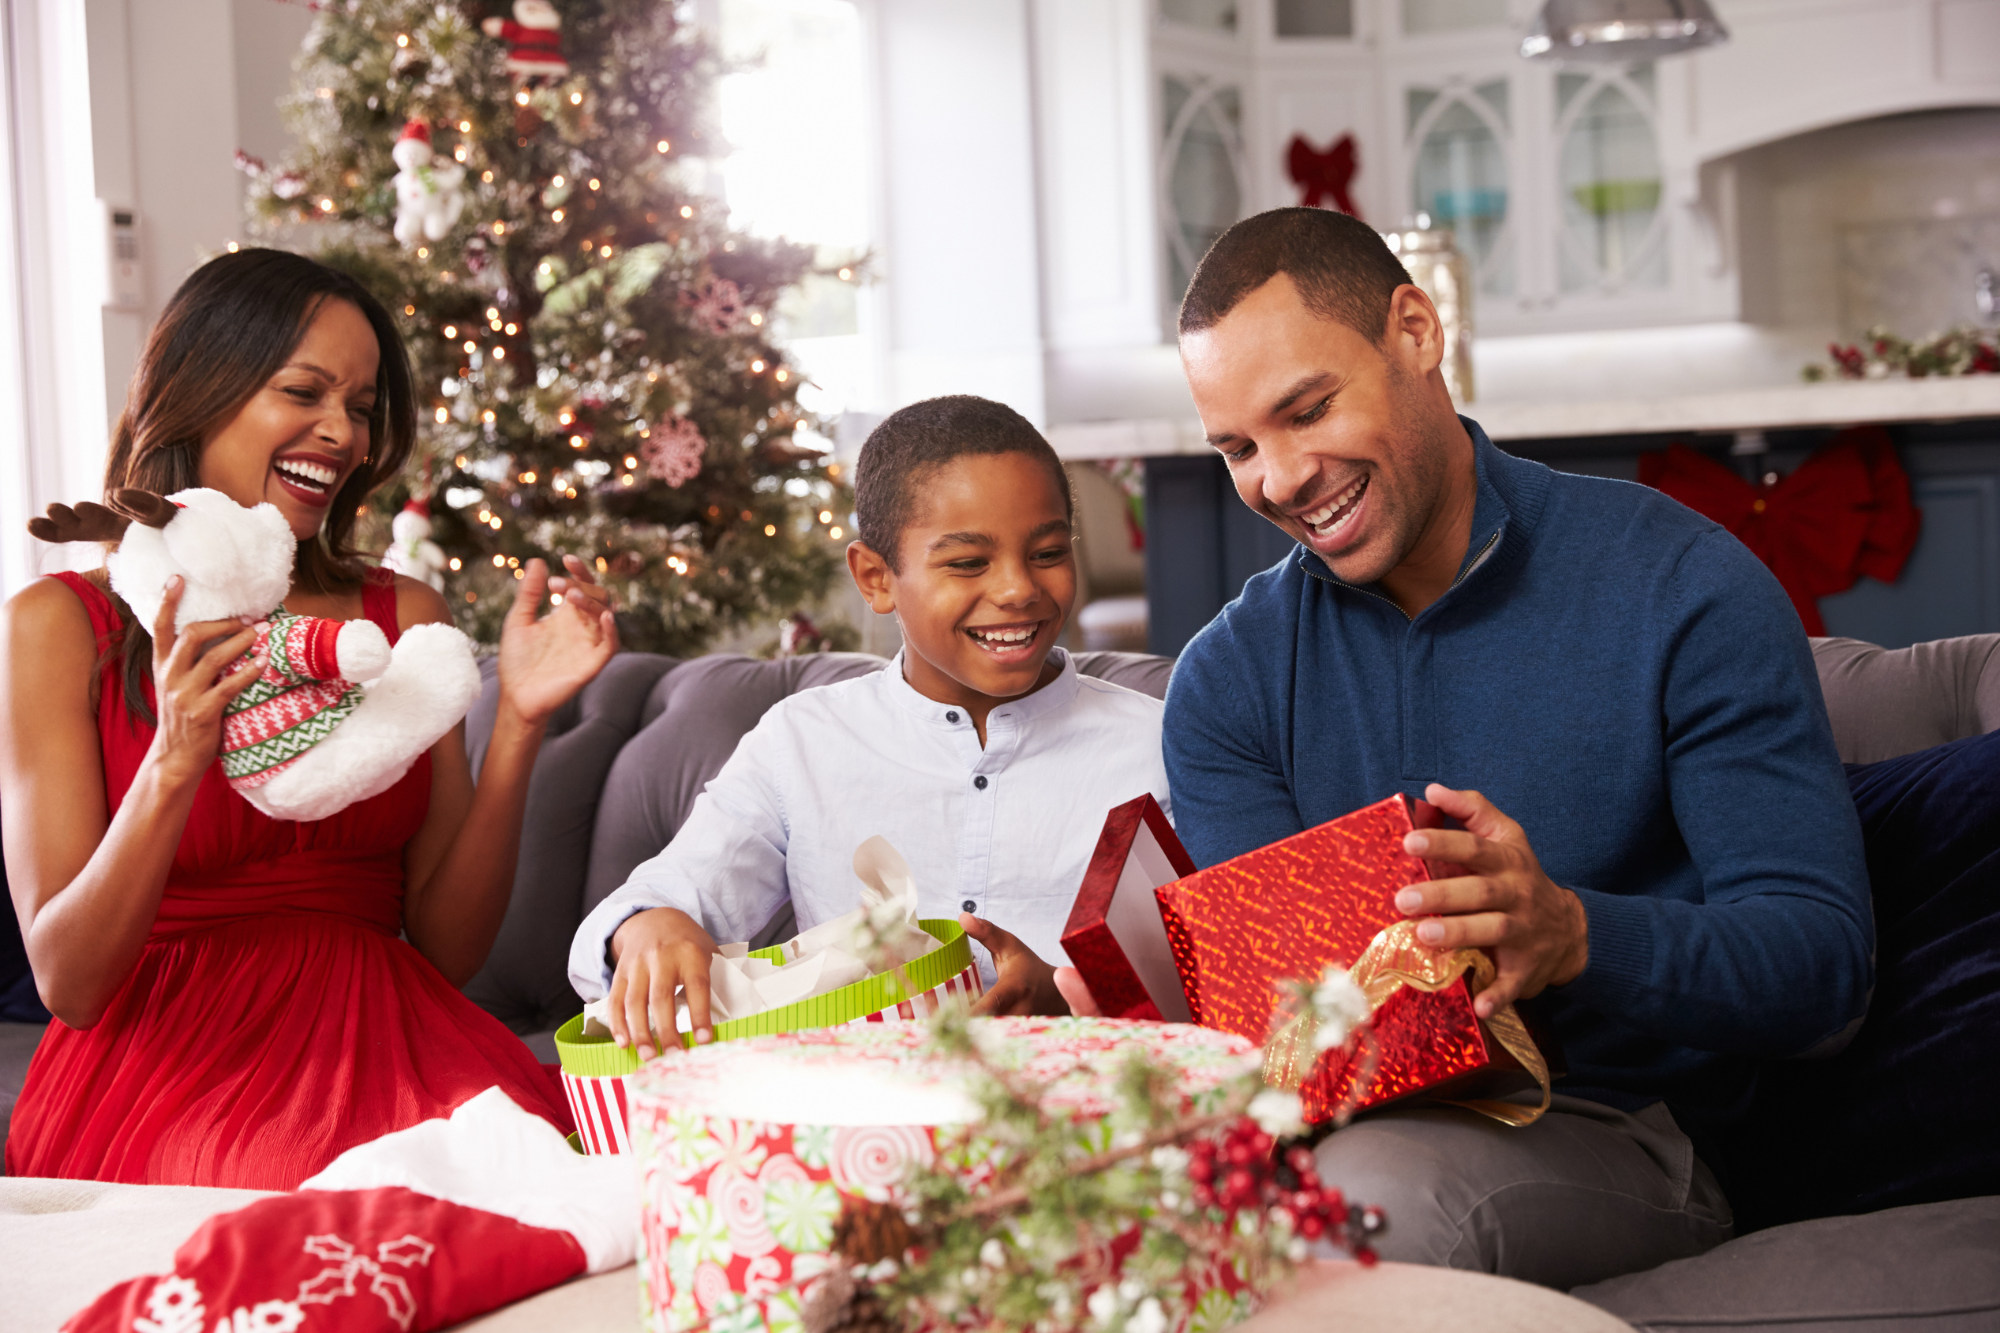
[1804,326,2000,382]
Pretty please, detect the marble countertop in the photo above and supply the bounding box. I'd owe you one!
[1047,376,2000,460]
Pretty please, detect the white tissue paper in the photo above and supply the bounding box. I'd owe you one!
[583,835,943,1035]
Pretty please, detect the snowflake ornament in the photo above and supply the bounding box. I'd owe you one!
[643,416,706,487]
[683,280,747,335]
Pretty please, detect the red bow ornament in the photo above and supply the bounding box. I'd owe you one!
[1287,134,1360,216]
[1639,426,1922,635]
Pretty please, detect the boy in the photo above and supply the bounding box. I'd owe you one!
[567,395,1168,1057]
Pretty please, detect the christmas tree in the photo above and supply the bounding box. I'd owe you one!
[239,0,852,654]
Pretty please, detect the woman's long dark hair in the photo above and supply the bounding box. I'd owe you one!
[100,248,418,724]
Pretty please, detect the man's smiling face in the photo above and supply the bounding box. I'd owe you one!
[1180,273,1462,592]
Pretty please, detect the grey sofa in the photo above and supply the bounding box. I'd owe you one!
[2,638,1996,1330]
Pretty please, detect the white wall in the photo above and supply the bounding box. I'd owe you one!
[869,0,1047,422]
[89,0,247,433]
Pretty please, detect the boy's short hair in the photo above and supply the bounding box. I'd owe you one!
[853,395,1073,570]
[1178,207,1413,344]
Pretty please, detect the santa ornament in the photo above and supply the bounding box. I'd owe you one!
[391,120,466,249]
[384,498,449,590]
[29,488,481,822]
[482,0,569,85]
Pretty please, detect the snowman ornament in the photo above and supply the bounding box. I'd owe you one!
[383,498,449,591]
[391,120,466,249]
[482,0,569,86]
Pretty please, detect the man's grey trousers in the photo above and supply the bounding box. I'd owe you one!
[1313,1092,1734,1290]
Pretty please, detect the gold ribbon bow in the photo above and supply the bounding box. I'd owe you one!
[1264,920,1552,1128]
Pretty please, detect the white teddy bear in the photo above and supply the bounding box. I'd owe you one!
[31,487,482,823]
[391,120,466,249]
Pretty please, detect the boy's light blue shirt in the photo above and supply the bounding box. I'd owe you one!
[568,648,1170,997]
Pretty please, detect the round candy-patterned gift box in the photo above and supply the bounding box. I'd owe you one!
[629,1016,1262,1333]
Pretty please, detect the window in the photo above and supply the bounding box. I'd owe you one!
[717,0,871,419]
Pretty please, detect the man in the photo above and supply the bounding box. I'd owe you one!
[1158,208,1871,1288]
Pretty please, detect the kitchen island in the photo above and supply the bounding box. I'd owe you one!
[1059,377,2000,655]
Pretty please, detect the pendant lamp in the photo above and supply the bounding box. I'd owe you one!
[1520,0,1729,60]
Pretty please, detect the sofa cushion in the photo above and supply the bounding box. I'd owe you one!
[1811,635,2000,764]
[1717,726,2000,1229]
[462,653,681,1034]
[582,653,887,926]
[1570,1196,2000,1331]
[1069,649,1174,701]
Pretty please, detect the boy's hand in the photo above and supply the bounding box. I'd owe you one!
[607,907,720,1059]
[960,913,1069,1017]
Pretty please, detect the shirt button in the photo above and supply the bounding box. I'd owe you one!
[962,899,977,913]
[945,710,959,723]
[973,775,988,790]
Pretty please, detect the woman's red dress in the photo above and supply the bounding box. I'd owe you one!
[4,571,571,1189]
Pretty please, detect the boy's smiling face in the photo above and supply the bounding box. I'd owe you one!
[848,451,1077,723]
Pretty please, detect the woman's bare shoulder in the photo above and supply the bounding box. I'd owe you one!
[390,571,454,630]
[2,575,99,650]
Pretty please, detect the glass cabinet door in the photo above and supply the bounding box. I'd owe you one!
[1408,80,1513,296]
[1159,0,1238,33]
[1555,64,1667,292]
[1160,75,1247,309]
[1276,0,1355,38]
[1401,0,1507,35]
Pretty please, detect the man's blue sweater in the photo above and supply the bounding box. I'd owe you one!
[1163,420,1873,1126]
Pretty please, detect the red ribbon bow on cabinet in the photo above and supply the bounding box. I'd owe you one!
[1287,133,1360,216]
[1639,426,1922,635]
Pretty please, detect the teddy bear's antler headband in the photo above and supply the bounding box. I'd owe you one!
[26,488,175,544]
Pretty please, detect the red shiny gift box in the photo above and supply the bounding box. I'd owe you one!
[1061,794,1197,1023]
[1152,795,1550,1124]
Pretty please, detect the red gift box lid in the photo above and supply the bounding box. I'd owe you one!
[1061,794,1197,1023]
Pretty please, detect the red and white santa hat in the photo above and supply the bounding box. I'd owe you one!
[398,119,432,147]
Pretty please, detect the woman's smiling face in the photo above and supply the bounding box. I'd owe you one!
[198,297,381,542]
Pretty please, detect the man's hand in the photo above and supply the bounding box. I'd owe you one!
[607,907,720,1059]
[1051,967,1102,1017]
[1397,783,1590,1019]
[960,913,1069,1017]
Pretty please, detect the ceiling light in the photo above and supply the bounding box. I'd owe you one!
[1521,0,1728,60]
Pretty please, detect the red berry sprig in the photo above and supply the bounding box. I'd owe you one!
[1183,1119,1385,1265]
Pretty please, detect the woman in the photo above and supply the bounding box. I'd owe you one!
[0,249,616,1189]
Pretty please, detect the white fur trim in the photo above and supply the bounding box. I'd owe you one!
[244,624,481,822]
[333,619,392,684]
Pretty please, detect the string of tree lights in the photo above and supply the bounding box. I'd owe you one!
[238,0,855,653]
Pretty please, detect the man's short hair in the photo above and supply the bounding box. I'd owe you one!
[1178,207,1413,342]
[853,395,1072,571]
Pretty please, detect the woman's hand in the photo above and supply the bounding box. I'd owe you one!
[962,913,1070,1017]
[146,575,265,787]
[496,556,618,726]
[608,907,721,1059]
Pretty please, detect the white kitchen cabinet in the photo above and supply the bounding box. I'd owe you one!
[1030,0,2000,352]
